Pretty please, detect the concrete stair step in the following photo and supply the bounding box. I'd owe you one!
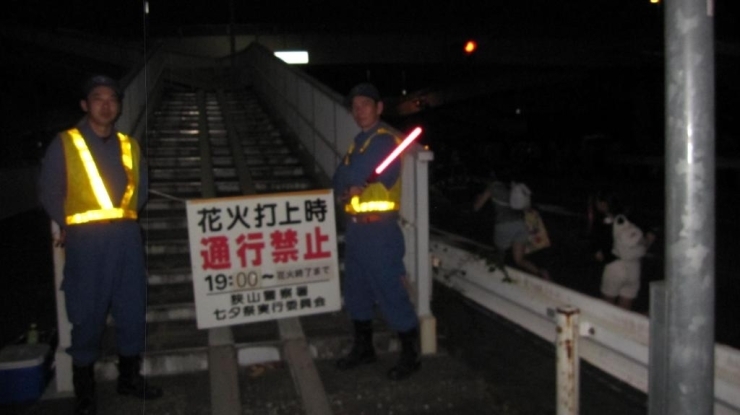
[150,181,239,194]
[141,216,187,231]
[244,155,300,165]
[148,180,203,189]
[101,320,208,354]
[234,128,280,138]
[146,241,189,256]
[153,109,199,115]
[147,147,202,157]
[147,282,194,306]
[147,268,192,285]
[150,167,236,180]
[208,137,230,146]
[146,252,192,270]
[143,217,187,231]
[142,203,186,213]
[150,118,199,125]
[148,137,200,146]
[148,157,202,168]
[91,339,296,379]
[98,84,344,387]
[145,303,196,323]
[143,231,187,243]
[93,343,284,379]
[247,165,305,178]
[95,348,209,379]
[242,146,291,156]
[150,179,315,195]
[93,313,399,378]
[151,108,199,114]
[148,130,200,138]
[211,146,238,156]
[240,140,289,150]
[253,179,315,192]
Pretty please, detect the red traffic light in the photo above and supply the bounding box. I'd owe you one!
[463,40,478,55]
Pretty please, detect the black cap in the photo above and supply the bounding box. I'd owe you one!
[345,82,381,106]
[82,75,123,99]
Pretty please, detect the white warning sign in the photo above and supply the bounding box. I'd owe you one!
[185,189,340,329]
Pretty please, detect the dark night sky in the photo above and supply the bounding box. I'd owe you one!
[3,1,738,42]
[1,0,737,152]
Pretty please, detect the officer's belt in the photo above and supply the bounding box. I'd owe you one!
[348,212,398,224]
[75,218,136,226]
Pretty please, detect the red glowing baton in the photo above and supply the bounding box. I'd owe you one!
[367,126,423,182]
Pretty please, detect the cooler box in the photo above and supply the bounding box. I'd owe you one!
[0,343,50,404]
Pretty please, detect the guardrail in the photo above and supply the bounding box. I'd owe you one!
[429,235,740,414]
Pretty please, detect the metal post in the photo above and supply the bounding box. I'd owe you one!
[664,0,715,414]
[648,281,668,415]
[414,148,436,355]
[556,306,579,415]
[52,220,73,394]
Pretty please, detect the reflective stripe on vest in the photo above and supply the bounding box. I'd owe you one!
[62,128,139,225]
[343,128,402,215]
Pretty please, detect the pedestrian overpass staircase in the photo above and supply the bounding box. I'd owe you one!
[91,79,434,414]
[110,83,350,372]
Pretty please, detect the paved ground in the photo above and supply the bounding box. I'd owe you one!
[5,342,514,415]
[2,282,649,415]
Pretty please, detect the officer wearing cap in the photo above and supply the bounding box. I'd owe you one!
[38,75,161,414]
[332,82,421,380]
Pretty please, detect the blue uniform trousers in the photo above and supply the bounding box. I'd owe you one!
[343,217,418,332]
[62,221,147,365]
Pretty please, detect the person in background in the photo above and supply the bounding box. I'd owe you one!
[332,82,421,380]
[38,75,162,415]
[588,189,655,310]
[588,190,623,266]
[473,169,550,280]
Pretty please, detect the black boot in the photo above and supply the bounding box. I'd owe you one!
[72,364,96,415]
[336,320,377,370]
[387,327,421,380]
[117,355,163,400]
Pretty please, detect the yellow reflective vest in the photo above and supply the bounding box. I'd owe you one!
[61,128,140,225]
[343,128,402,215]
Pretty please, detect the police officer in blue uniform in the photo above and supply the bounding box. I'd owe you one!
[38,75,162,414]
[333,83,421,380]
